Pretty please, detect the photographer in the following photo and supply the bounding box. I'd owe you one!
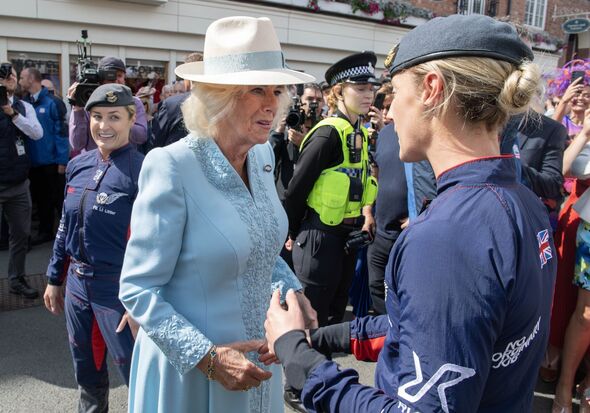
[0,63,43,298]
[67,56,147,154]
[270,83,323,202]
[283,52,379,328]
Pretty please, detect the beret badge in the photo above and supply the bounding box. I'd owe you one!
[384,44,399,70]
[105,91,118,103]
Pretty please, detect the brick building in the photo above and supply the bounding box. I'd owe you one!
[387,0,589,61]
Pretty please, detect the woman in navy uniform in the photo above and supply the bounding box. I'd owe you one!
[43,84,144,413]
[266,15,557,413]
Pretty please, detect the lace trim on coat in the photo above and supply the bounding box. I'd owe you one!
[185,135,282,413]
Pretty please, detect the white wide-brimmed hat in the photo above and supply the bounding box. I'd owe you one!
[175,16,315,85]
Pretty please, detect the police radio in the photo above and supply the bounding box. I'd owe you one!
[347,129,363,163]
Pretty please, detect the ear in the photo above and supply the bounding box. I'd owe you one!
[420,71,444,108]
[334,84,343,100]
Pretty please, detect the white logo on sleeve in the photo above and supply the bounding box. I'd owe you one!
[398,352,476,413]
[491,317,541,369]
[96,192,128,205]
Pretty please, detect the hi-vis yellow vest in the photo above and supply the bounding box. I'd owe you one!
[301,117,378,226]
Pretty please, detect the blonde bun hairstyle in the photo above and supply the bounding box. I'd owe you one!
[411,57,541,129]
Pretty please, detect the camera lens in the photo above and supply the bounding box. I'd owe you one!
[285,111,301,128]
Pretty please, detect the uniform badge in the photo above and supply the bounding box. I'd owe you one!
[384,44,399,70]
[96,192,109,204]
[537,229,552,268]
[105,91,118,103]
[96,192,128,205]
[367,61,375,74]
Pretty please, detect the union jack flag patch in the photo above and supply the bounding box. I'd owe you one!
[537,229,552,268]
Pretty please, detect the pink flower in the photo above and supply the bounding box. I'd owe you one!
[368,2,380,14]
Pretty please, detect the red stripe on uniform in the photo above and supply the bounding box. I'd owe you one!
[350,336,386,362]
[59,256,71,284]
[91,317,107,371]
[127,225,131,241]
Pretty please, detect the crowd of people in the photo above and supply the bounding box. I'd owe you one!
[2,10,590,413]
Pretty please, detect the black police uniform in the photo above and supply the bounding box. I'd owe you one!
[284,52,379,327]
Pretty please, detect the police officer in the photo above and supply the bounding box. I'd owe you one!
[284,52,379,328]
[43,84,144,413]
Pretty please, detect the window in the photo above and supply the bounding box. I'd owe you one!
[457,0,485,15]
[524,0,547,29]
[9,52,61,96]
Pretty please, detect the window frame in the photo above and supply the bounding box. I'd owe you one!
[457,0,486,15]
[524,0,548,29]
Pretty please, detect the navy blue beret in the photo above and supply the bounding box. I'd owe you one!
[85,84,134,111]
[386,14,534,75]
[326,51,379,86]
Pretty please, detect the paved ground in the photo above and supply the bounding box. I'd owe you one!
[0,242,569,412]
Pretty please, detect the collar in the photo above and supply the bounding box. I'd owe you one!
[95,143,132,162]
[436,155,516,195]
[32,88,42,102]
[333,109,357,128]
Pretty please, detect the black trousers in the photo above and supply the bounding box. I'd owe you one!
[29,164,65,236]
[292,219,357,327]
[366,232,398,315]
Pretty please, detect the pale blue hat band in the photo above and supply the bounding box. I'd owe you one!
[204,50,286,74]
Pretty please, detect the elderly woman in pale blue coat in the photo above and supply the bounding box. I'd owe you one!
[119,16,317,413]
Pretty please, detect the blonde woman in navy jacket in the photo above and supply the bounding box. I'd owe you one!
[44,84,144,413]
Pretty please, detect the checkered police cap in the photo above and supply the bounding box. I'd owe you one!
[326,51,379,86]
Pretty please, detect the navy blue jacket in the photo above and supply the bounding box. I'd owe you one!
[46,145,144,285]
[151,92,189,148]
[276,156,557,413]
[27,86,69,166]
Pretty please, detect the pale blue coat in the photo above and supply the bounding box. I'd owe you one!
[119,135,301,413]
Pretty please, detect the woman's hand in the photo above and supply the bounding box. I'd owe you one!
[67,82,84,111]
[561,77,585,105]
[287,129,305,147]
[554,77,585,123]
[368,105,385,131]
[43,285,64,315]
[400,217,410,230]
[116,311,139,338]
[257,340,280,366]
[265,289,306,354]
[197,340,273,391]
[295,290,318,329]
[362,206,375,238]
[285,237,294,252]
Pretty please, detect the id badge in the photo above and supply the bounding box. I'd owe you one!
[15,138,25,156]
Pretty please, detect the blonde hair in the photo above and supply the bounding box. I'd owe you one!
[410,57,541,129]
[125,104,136,119]
[327,83,342,113]
[182,83,290,138]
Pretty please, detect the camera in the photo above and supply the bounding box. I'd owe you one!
[71,30,118,107]
[344,230,373,253]
[308,101,319,127]
[0,63,12,80]
[286,95,305,128]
